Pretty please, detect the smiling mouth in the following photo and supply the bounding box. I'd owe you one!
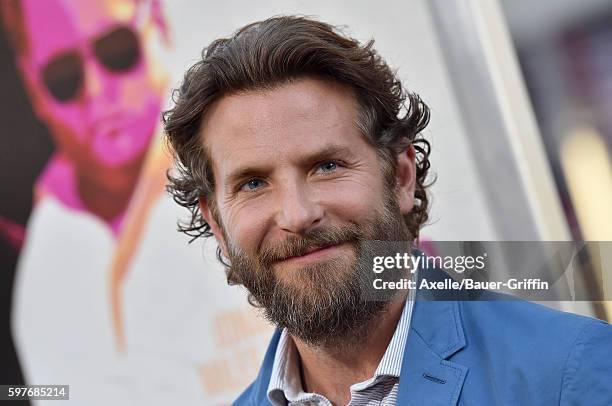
[277,243,345,265]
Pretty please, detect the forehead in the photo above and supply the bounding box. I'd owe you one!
[21,0,136,65]
[200,77,368,180]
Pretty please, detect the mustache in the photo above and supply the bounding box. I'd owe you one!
[258,224,363,265]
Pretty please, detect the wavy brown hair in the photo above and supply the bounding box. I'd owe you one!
[163,16,432,251]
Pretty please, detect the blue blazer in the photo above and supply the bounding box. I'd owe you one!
[234,267,612,405]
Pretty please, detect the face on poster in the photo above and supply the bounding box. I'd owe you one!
[4,0,169,234]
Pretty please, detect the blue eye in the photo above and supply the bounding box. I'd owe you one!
[318,161,338,173]
[240,179,264,191]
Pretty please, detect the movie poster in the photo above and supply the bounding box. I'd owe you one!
[1,1,271,404]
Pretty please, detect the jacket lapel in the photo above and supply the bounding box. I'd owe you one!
[397,268,469,406]
[245,328,280,406]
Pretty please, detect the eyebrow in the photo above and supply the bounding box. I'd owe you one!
[224,143,357,188]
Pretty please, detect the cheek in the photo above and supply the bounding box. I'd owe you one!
[318,176,385,220]
[45,106,91,163]
[222,200,272,254]
[46,103,87,145]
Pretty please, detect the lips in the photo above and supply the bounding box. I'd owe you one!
[277,243,341,263]
[303,244,330,255]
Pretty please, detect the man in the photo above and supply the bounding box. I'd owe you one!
[163,16,612,405]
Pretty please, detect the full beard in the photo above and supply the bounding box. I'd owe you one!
[224,192,412,348]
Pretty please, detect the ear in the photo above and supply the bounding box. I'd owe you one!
[198,196,229,258]
[395,145,417,215]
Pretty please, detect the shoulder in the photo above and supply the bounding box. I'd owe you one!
[459,292,608,337]
[559,316,612,405]
[457,296,612,403]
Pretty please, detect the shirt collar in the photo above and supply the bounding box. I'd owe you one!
[266,272,418,405]
[267,329,305,405]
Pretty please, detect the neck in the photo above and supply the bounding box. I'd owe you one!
[292,294,406,406]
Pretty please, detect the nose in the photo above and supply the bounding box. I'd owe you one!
[275,178,324,235]
[82,56,104,102]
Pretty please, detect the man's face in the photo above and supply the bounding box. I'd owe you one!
[200,77,416,344]
[19,0,165,179]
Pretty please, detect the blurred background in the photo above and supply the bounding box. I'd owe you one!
[0,0,610,404]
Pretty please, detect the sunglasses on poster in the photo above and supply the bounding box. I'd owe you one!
[41,25,141,103]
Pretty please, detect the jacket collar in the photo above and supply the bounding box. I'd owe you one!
[245,267,468,406]
[247,328,280,406]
